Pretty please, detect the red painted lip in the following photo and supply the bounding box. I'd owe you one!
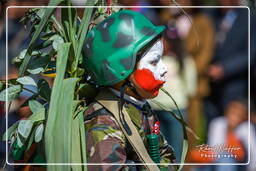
[151,82,165,96]
[151,81,165,92]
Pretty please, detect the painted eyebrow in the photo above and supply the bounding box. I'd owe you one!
[152,55,161,63]
[149,56,160,65]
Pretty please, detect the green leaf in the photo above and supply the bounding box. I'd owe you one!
[50,34,64,50]
[60,4,78,75]
[77,67,85,77]
[178,140,188,171]
[27,54,51,74]
[26,127,36,151]
[33,154,46,163]
[78,83,98,100]
[35,123,44,143]
[72,101,81,118]
[3,122,19,141]
[18,120,34,139]
[73,103,88,119]
[46,77,78,164]
[12,56,23,64]
[74,0,96,71]
[0,85,22,101]
[38,79,51,101]
[8,79,17,85]
[34,39,52,49]
[18,49,28,59]
[13,139,26,159]
[37,8,46,19]
[20,93,37,108]
[18,0,64,77]
[17,134,24,148]
[17,49,40,60]
[40,32,56,40]
[77,0,95,41]
[45,43,72,167]
[29,100,44,113]
[78,109,87,166]
[71,111,84,171]
[10,136,16,147]
[28,108,45,122]
[27,67,44,74]
[28,99,45,122]
[17,76,37,87]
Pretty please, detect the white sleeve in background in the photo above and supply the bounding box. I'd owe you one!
[208,116,227,146]
[183,56,197,97]
[235,122,256,171]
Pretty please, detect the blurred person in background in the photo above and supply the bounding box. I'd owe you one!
[247,102,256,171]
[0,0,6,79]
[151,0,215,165]
[233,102,256,171]
[190,98,249,171]
[148,23,197,162]
[206,0,249,124]
[177,1,215,148]
[250,2,256,111]
[158,0,215,152]
[118,0,159,25]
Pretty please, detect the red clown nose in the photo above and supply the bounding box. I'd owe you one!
[134,68,165,96]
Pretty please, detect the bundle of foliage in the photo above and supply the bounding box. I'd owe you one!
[0,1,194,171]
[0,0,116,170]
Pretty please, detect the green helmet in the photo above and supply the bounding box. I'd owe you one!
[84,10,165,86]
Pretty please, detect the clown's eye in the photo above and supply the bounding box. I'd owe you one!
[150,60,158,66]
[150,56,160,66]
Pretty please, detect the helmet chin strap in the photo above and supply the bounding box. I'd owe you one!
[118,78,146,135]
[119,80,132,135]
[125,80,142,99]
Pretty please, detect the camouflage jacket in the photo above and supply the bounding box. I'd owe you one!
[84,91,176,171]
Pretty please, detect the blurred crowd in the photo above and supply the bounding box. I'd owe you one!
[0,0,255,171]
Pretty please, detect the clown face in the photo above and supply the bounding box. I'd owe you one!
[129,39,167,98]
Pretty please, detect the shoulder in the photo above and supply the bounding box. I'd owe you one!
[84,101,120,130]
[84,101,104,116]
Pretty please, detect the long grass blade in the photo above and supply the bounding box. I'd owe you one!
[44,43,74,171]
[74,0,96,71]
[71,109,87,171]
[156,88,189,170]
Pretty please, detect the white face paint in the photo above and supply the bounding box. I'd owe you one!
[138,39,167,82]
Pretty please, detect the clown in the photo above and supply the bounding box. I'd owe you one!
[130,39,167,98]
[83,10,176,171]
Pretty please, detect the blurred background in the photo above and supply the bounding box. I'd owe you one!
[0,0,255,171]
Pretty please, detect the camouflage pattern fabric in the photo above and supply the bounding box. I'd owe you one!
[84,95,176,171]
